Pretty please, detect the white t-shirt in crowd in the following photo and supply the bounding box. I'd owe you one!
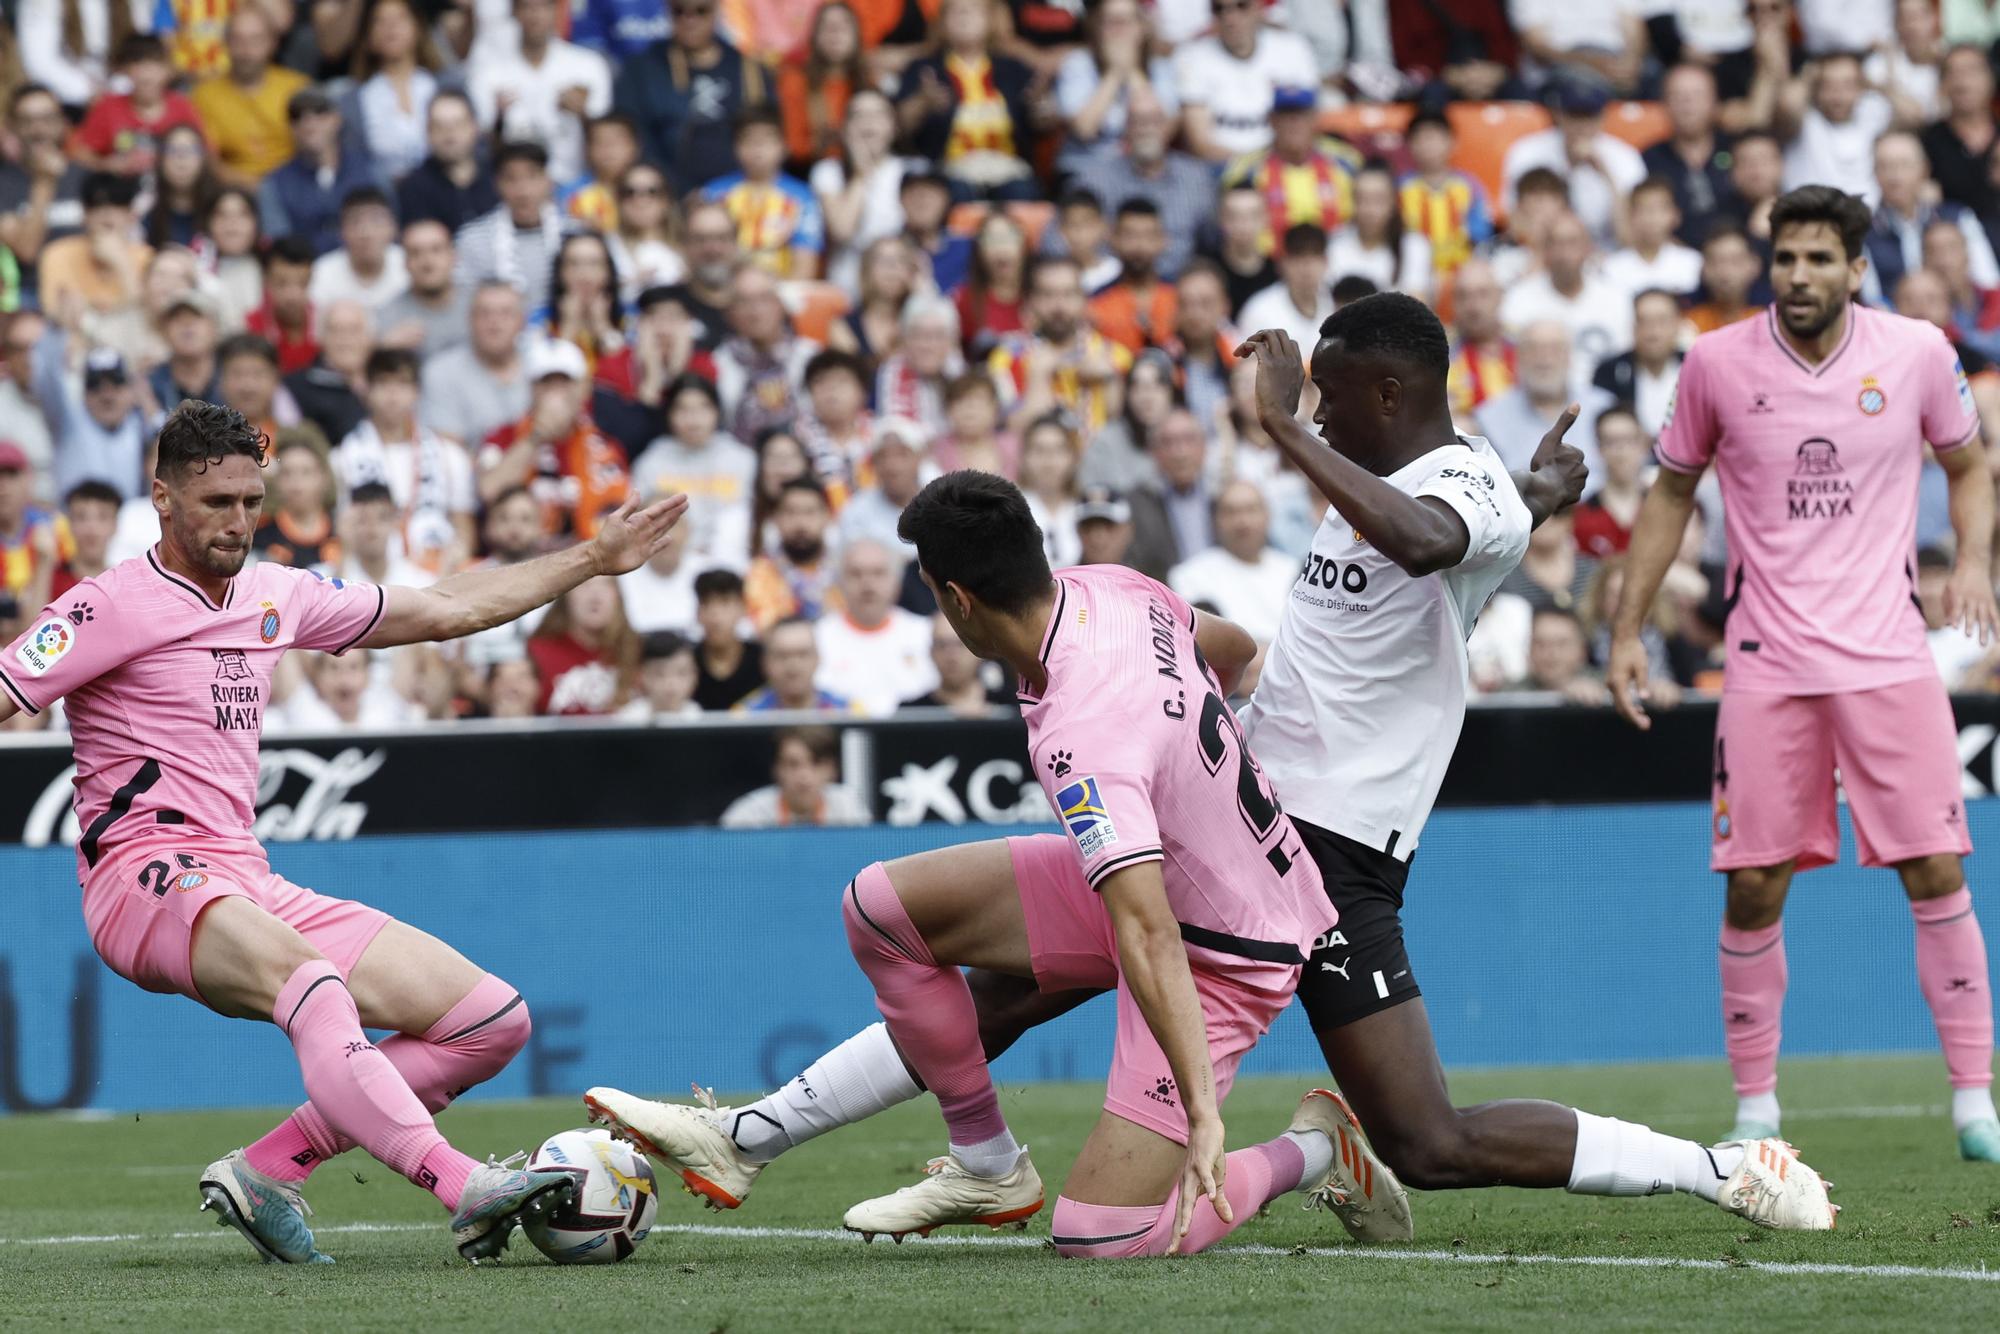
[814,609,940,718]
[1498,272,1635,393]
[467,39,613,185]
[1241,436,1532,859]
[1168,545,1301,645]
[809,156,923,295]
[1508,0,1642,54]
[1325,229,1435,303]
[1783,93,1895,206]
[309,246,409,312]
[1500,128,1647,245]
[1600,243,1704,302]
[618,559,700,635]
[1796,0,1894,54]
[1173,29,1319,158]
[267,678,421,733]
[1238,282,1336,361]
[1674,0,1754,55]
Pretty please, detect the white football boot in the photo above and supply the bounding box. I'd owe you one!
[842,1149,1044,1242]
[1715,1138,1838,1230]
[584,1085,764,1210]
[1292,1089,1414,1243]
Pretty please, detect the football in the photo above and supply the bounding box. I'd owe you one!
[520,1128,658,1264]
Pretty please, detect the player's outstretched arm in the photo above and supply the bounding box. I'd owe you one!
[1234,329,1472,578]
[364,494,689,649]
[1606,466,1702,730]
[1937,438,2000,644]
[1098,861,1228,1252]
[1192,609,1257,697]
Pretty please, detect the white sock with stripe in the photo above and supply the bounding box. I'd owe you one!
[729,1023,922,1163]
[1567,1110,1738,1203]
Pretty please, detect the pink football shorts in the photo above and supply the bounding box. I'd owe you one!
[1711,675,1973,872]
[81,836,391,1004]
[1007,833,1298,1145]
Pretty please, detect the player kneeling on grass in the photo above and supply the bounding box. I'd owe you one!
[0,401,688,1264]
[591,471,1358,1256]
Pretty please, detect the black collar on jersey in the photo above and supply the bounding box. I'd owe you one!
[1766,304,1857,378]
[147,547,235,611]
[1017,576,1069,704]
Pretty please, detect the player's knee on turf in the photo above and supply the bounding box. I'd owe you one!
[1724,866,1792,931]
[1897,853,1965,901]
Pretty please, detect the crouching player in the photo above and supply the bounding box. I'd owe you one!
[591,471,1363,1256]
[0,401,688,1264]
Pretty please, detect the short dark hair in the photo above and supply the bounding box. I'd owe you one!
[494,140,550,173]
[804,348,868,388]
[732,103,784,137]
[1596,403,1643,437]
[663,370,722,417]
[217,332,279,369]
[1632,286,1681,314]
[81,171,139,212]
[1316,291,1450,378]
[350,480,396,507]
[1631,175,1677,207]
[896,471,1051,616]
[1700,221,1751,253]
[945,370,999,405]
[115,33,168,65]
[694,568,746,601]
[1331,274,1379,305]
[364,346,421,383]
[1057,186,1103,214]
[1026,254,1081,292]
[1114,197,1161,224]
[586,111,640,139]
[767,613,817,642]
[263,235,318,271]
[1281,222,1328,257]
[1769,184,1872,261]
[487,482,534,511]
[1731,128,1782,154]
[64,479,124,510]
[776,476,832,509]
[1515,166,1570,203]
[8,83,58,116]
[155,400,269,479]
[1407,108,1451,138]
[640,629,694,662]
[774,723,839,766]
[340,185,394,218]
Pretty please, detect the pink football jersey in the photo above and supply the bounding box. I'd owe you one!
[1021,564,1335,985]
[1657,306,1978,693]
[0,550,386,879]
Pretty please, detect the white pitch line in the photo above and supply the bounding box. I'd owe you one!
[2,1218,1995,1284]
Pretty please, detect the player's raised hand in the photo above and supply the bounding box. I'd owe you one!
[1168,1114,1231,1254]
[1605,630,1654,731]
[1531,403,1588,511]
[591,493,690,576]
[1944,559,2000,646]
[1234,329,1306,424]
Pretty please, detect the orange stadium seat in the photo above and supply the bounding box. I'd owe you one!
[781,280,852,343]
[1447,101,1553,217]
[1602,100,1671,151]
[1002,199,1055,249]
[1320,101,1416,156]
[948,202,991,237]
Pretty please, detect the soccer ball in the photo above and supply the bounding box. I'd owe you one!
[521,1128,658,1264]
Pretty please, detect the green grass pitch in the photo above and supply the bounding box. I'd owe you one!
[3,1055,1997,1332]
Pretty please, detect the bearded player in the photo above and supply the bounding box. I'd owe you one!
[589,296,1836,1242]
[0,401,688,1262]
[593,470,1354,1257]
[1609,185,2000,1161]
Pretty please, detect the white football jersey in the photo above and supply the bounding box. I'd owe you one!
[1241,436,1531,860]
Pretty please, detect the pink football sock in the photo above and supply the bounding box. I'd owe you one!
[1719,921,1786,1097]
[1051,1138,1303,1259]
[1911,889,1995,1091]
[842,863,1011,1148]
[273,959,482,1211]
[247,975,530,1184]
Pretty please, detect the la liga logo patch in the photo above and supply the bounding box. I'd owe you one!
[15,618,73,676]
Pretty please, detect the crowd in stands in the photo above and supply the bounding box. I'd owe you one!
[6,0,2000,807]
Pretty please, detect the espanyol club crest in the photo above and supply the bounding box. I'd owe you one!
[1857,376,1886,415]
[259,601,281,643]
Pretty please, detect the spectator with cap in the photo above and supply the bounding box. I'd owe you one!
[902,611,1012,716]
[1592,287,1684,437]
[1089,87,1215,285]
[718,724,870,826]
[1642,63,1736,245]
[895,0,1039,201]
[0,313,54,483]
[1237,224,1334,358]
[619,630,704,719]
[614,0,769,191]
[744,477,842,631]
[1398,110,1495,285]
[1863,128,2000,306]
[309,186,409,312]
[735,618,855,713]
[37,343,148,499]
[1774,49,1903,206]
[1502,80,1647,248]
[0,85,90,302]
[1087,199,1178,355]
[454,141,580,315]
[286,299,374,444]
[1476,319,1615,478]
[1167,478,1295,645]
[192,6,308,189]
[378,219,471,358]
[1222,88,1361,253]
[395,91,501,234]
[0,440,65,622]
[468,0,614,189]
[421,279,533,446]
[692,568,765,710]
[334,345,479,574]
[1445,258,1515,425]
[1125,406,1213,581]
[477,336,633,541]
[616,511,700,635]
[813,537,938,717]
[149,288,222,410]
[37,172,151,323]
[258,89,391,257]
[1499,212,1633,386]
[1075,484,1136,567]
[49,479,120,600]
[989,255,1134,437]
[714,263,821,445]
[838,419,930,556]
[1175,0,1319,162]
[1512,0,1647,96]
[251,433,343,572]
[631,372,756,572]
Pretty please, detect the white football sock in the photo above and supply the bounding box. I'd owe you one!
[729,1023,922,1163]
[950,1128,1023,1178]
[1567,1110,1733,1202]
[1735,1091,1781,1131]
[1952,1086,1998,1129]
[1282,1128,1334,1193]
